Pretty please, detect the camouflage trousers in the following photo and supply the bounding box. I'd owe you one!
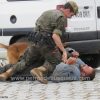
[0,42,62,76]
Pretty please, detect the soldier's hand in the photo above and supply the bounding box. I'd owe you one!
[66,57,77,65]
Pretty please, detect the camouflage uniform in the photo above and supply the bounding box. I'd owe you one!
[0,10,67,76]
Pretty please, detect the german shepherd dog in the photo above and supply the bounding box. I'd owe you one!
[0,42,28,64]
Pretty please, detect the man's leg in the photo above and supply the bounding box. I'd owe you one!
[30,48,62,84]
[0,64,13,74]
[0,44,40,80]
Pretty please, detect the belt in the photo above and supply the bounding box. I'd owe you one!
[28,31,55,49]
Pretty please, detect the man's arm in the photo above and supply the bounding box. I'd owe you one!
[52,33,67,63]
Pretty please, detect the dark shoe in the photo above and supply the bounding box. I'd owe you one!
[30,68,48,84]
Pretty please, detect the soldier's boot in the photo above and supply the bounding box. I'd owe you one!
[30,66,48,84]
[0,68,14,81]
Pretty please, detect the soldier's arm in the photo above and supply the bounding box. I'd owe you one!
[52,33,65,53]
[52,33,67,63]
[52,17,68,63]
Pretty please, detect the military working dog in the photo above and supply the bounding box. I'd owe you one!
[0,42,28,64]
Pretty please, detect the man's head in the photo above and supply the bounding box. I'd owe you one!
[80,65,95,81]
[62,1,78,18]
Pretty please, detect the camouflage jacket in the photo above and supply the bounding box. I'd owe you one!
[35,9,67,36]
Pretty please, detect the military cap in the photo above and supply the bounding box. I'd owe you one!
[64,1,78,15]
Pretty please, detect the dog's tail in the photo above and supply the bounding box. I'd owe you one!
[0,43,8,49]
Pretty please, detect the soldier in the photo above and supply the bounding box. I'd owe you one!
[0,1,78,84]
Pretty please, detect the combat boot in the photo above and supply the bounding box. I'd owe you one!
[30,66,48,84]
[0,68,14,81]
